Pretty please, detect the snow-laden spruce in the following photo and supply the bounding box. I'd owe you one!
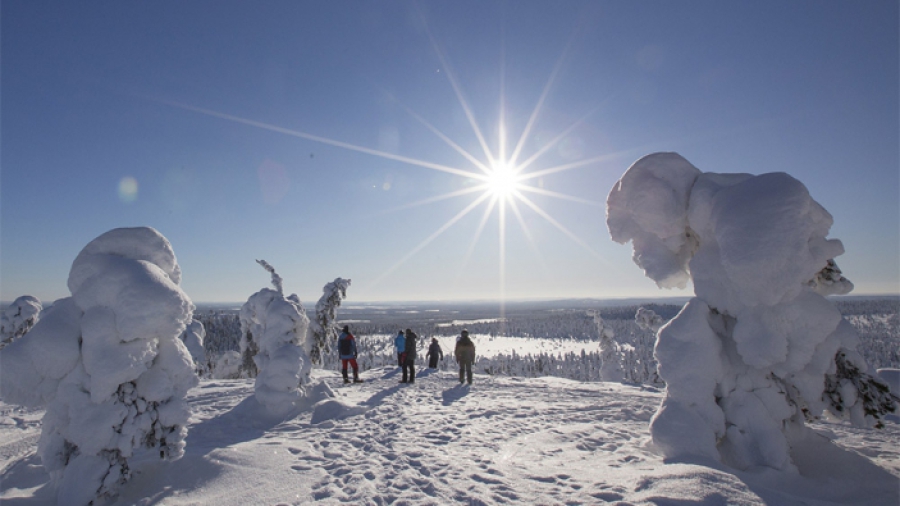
[239,260,313,416]
[0,295,42,349]
[591,311,623,382]
[0,227,197,506]
[180,320,208,377]
[309,278,351,365]
[635,307,665,333]
[607,152,897,472]
[213,350,242,379]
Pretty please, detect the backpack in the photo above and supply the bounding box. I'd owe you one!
[339,336,354,356]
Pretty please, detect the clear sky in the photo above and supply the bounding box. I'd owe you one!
[2,0,898,304]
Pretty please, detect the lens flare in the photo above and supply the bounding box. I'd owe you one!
[118,177,138,203]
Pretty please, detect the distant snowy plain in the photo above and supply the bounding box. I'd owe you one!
[2,362,898,505]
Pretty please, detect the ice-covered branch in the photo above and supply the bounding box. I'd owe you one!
[256,259,283,294]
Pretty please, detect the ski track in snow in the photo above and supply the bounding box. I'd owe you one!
[1,368,898,505]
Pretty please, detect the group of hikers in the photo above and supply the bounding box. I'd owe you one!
[335,326,476,385]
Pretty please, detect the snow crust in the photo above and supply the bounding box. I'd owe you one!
[607,152,886,471]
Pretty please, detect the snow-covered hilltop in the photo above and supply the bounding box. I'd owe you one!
[1,153,898,505]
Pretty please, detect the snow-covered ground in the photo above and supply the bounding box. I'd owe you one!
[3,367,898,505]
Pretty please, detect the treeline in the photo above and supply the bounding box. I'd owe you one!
[194,300,898,384]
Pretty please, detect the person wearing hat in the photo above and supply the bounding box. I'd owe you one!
[401,328,418,384]
[426,337,443,369]
[454,329,475,385]
[337,325,362,384]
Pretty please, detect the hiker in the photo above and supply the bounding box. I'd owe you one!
[426,337,443,369]
[401,328,417,384]
[394,330,406,368]
[337,325,362,384]
[454,329,475,385]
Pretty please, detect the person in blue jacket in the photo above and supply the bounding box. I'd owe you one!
[337,325,362,384]
[393,330,406,368]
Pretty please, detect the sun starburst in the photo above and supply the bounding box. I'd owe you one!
[156,12,625,320]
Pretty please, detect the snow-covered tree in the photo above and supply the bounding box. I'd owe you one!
[607,152,896,471]
[0,227,197,506]
[591,311,623,382]
[0,295,42,349]
[635,307,665,333]
[239,260,313,416]
[309,278,351,365]
[212,350,242,379]
[180,320,208,377]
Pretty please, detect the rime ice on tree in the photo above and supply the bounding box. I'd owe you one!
[181,320,209,377]
[635,307,665,334]
[607,152,896,471]
[0,227,197,506]
[239,260,313,416]
[0,295,42,349]
[309,278,351,365]
[591,311,623,382]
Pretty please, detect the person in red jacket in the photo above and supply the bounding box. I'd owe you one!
[337,325,361,384]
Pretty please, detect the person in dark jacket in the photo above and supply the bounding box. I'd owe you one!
[426,338,443,369]
[337,325,361,384]
[401,328,417,384]
[454,329,475,385]
[394,330,406,367]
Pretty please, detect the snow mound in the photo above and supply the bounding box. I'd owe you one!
[309,399,366,425]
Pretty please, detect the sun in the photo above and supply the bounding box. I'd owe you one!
[162,13,611,307]
[484,160,521,198]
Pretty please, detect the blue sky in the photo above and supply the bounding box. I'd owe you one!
[2,0,897,303]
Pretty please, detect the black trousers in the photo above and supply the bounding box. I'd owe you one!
[402,361,415,383]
